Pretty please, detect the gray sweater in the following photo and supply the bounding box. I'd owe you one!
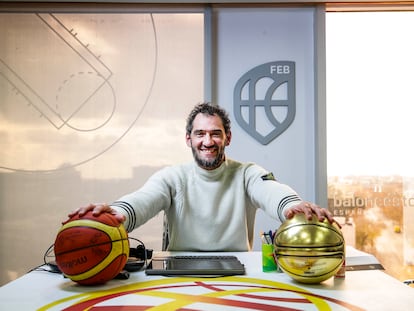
[111,158,302,251]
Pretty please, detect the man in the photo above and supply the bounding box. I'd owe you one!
[70,103,336,251]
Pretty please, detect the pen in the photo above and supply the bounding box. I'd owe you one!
[264,233,272,244]
[260,231,267,244]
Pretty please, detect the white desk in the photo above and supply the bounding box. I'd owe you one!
[0,247,413,310]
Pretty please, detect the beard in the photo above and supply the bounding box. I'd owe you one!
[191,144,226,170]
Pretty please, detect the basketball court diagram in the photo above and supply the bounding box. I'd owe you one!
[0,13,158,172]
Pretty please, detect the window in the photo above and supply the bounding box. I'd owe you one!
[0,9,205,285]
[327,11,414,282]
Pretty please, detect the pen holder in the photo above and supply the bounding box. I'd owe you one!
[262,243,279,272]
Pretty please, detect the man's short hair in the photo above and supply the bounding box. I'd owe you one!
[186,103,231,136]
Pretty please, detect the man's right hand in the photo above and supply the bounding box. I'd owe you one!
[67,203,126,224]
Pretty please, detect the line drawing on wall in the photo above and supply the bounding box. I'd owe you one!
[0,13,158,172]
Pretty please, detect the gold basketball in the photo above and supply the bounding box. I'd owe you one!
[273,213,345,284]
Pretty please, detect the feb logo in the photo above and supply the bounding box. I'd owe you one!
[233,61,296,145]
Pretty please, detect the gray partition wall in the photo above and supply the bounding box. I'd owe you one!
[214,7,324,250]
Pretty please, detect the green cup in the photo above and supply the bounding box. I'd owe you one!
[262,243,279,272]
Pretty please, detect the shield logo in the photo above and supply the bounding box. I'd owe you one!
[233,61,296,145]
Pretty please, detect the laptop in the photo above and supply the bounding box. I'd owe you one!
[145,255,245,276]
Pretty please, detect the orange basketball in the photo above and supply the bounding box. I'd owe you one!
[54,211,129,285]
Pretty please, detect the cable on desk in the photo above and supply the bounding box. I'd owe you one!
[403,279,414,286]
[28,238,153,275]
[27,244,61,274]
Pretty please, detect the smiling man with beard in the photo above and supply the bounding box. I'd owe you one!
[70,103,336,251]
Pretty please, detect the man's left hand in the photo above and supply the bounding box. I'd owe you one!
[284,202,341,228]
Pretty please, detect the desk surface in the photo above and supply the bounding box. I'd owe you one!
[1,247,413,310]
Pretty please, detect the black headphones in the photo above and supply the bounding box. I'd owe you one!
[124,237,153,272]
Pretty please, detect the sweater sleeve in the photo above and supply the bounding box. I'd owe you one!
[109,168,174,232]
[244,164,302,222]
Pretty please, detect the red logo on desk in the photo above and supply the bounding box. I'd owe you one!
[39,276,364,311]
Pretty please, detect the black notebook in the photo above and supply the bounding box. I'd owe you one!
[145,255,245,276]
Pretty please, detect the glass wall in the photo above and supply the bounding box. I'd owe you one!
[0,10,205,285]
[326,11,414,282]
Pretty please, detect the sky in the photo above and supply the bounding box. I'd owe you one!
[326,11,414,177]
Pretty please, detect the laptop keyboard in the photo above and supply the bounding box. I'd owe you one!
[170,255,239,260]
